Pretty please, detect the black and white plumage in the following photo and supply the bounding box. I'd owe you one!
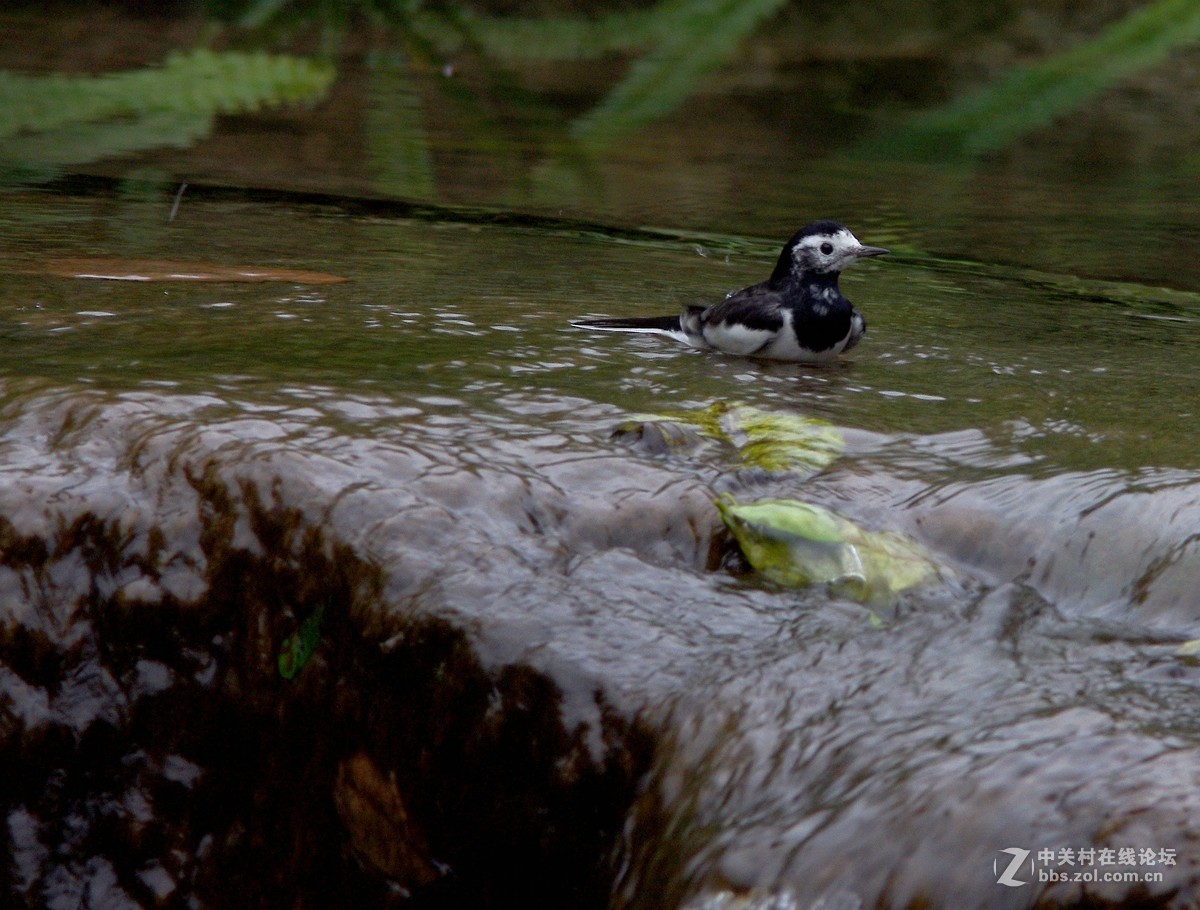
[572,221,888,362]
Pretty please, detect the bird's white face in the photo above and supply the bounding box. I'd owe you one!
[791,228,867,274]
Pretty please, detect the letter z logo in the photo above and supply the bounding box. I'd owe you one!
[994,847,1031,887]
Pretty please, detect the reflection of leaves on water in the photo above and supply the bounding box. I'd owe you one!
[0,49,335,178]
[412,4,662,61]
[867,0,1200,161]
[570,0,790,146]
[223,0,793,186]
[421,0,790,146]
[0,113,214,186]
[366,56,435,200]
[196,0,1200,199]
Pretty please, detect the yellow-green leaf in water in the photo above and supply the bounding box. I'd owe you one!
[278,603,326,680]
[1175,638,1200,657]
[725,403,844,474]
[620,401,843,476]
[716,496,939,603]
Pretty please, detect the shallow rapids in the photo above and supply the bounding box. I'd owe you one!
[1,380,1198,908]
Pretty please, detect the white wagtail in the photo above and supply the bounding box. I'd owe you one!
[573,221,888,362]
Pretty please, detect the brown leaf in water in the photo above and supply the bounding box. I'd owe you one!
[333,752,441,888]
[30,258,348,284]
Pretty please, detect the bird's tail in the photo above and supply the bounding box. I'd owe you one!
[572,307,703,347]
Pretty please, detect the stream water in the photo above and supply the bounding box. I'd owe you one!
[3,4,1200,910]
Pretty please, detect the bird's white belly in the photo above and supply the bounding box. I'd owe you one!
[758,335,846,362]
[702,320,776,356]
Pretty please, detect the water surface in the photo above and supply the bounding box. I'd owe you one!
[3,4,1200,909]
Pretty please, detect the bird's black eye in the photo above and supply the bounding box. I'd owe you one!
[820,242,834,255]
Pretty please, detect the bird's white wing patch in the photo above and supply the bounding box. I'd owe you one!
[702,320,775,355]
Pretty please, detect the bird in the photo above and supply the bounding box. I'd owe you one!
[572,221,888,362]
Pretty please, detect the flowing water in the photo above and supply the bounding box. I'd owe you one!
[3,4,1200,909]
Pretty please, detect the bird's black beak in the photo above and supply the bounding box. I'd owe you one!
[855,245,890,258]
